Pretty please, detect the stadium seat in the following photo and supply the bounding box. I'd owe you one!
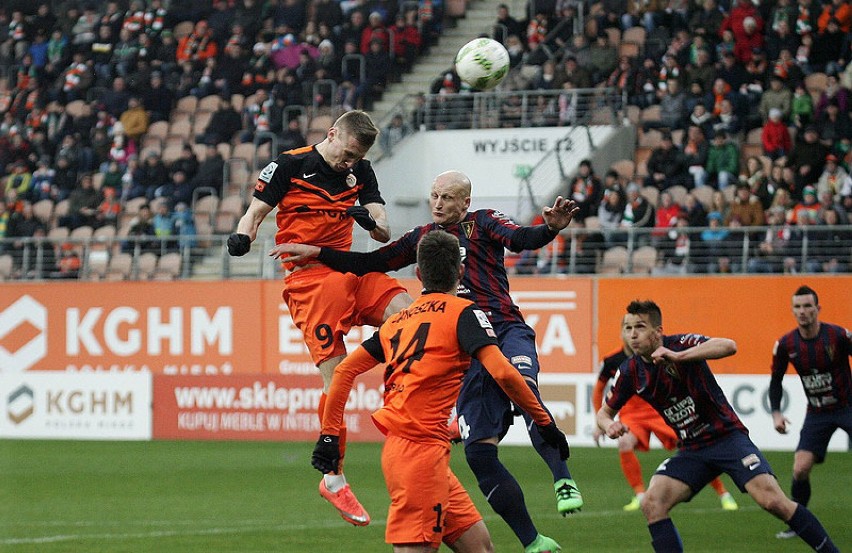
[639,129,662,148]
[86,248,110,280]
[618,41,640,59]
[622,26,647,45]
[167,119,192,143]
[218,194,244,218]
[723,186,736,202]
[0,254,13,280]
[136,252,159,280]
[671,128,685,146]
[666,185,688,206]
[746,127,762,145]
[172,20,195,39]
[214,211,238,234]
[230,93,245,111]
[600,246,629,274]
[173,96,198,117]
[639,105,661,125]
[192,111,213,137]
[161,143,184,164]
[805,72,827,102]
[65,99,87,118]
[32,199,54,226]
[217,143,232,159]
[690,186,714,211]
[197,94,221,114]
[631,245,659,274]
[640,185,659,206]
[605,27,621,46]
[193,194,219,221]
[583,216,600,230]
[611,159,635,180]
[153,252,182,280]
[626,105,641,125]
[124,196,148,215]
[53,199,70,225]
[48,226,69,243]
[70,225,94,242]
[106,252,132,279]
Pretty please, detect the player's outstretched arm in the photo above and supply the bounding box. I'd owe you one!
[651,337,737,365]
[268,243,321,263]
[541,196,579,232]
[228,198,274,256]
[362,203,390,243]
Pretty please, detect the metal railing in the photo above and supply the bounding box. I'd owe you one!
[1,225,848,282]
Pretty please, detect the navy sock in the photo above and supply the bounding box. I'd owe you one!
[648,519,683,553]
[791,478,811,506]
[522,384,571,481]
[465,442,537,547]
[787,504,839,552]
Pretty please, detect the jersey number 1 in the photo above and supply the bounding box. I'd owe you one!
[388,323,431,373]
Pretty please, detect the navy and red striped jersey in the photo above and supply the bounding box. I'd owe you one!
[372,209,548,324]
[769,323,851,413]
[606,334,748,450]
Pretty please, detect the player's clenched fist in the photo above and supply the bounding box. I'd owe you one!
[312,434,340,474]
[346,206,377,231]
[537,421,570,460]
[227,233,251,256]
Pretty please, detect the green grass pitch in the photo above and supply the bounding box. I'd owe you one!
[1,440,849,552]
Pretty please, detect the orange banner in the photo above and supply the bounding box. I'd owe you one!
[0,282,263,374]
[152,373,386,441]
[596,275,852,374]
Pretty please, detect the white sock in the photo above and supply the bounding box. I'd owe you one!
[323,473,346,493]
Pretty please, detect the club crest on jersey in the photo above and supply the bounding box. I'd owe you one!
[460,221,474,238]
[346,173,357,188]
[259,161,277,183]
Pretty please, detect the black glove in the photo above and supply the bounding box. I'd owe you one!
[537,421,570,460]
[227,233,251,256]
[346,206,377,231]
[311,434,340,474]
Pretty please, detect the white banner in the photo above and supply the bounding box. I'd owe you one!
[0,372,152,440]
[502,373,848,453]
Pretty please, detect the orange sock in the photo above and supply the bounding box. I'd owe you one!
[318,393,347,474]
[619,450,645,494]
[710,477,726,496]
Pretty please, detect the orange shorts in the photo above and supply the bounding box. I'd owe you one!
[282,266,407,365]
[620,411,678,451]
[381,435,482,548]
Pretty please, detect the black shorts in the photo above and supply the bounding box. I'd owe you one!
[797,406,852,463]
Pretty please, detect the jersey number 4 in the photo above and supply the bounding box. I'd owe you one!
[387,323,431,373]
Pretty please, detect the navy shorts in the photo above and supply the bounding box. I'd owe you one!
[653,431,774,496]
[457,321,539,445]
[797,406,852,463]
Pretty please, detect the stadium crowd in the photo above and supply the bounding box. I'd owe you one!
[478,0,852,275]
[0,0,850,279]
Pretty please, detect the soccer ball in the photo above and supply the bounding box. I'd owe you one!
[454,38,510,90]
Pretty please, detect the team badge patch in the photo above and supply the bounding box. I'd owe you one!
[741,454,761,470]
[460,221,474,238]
[259,161,278,183]
[346,173,357,188]
[473,310,492,328]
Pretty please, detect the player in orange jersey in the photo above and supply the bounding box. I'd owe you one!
[228,110,413,526]
[312,230,569,553]
[592,322,738,512]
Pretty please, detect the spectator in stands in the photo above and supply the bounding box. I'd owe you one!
[698,211,733,273]
[766,20,799,64]
[119,97,149,143]
[588,31,618,86]
[569,160,603,222]
[5,160,32,199]
[658,214,693,273]
[557,52,593,90]
[112,28,140,80]
[787,125,830,197]
[817,154,851,200]
[95,185,121,228]
[141,72,174,123]
[380,113,412,156]
[685,49,716,95]
[494,3,524,42]
[340,10,367,48]
[759,75,792,123]
[762,108,793,160]
[686,99,714,138]
[598,183,626,246]
[101,77,132,119]
[61,173,100,230]
[644,131,689,190]
[199,98,241,146]
[172,201,196,248]
[811,18,845,74]
[642,78,686,132]
[29,156,55,202]
[652,190,682,243]
[137,151,170,198]
[789,184,822,224]
[727,180,766,226]
[810,207,851,272]
[743,156,773,209]
[280,117,307,151]
[815,73,850,119]
[532,60,559,91]
[715,52,748,92]
[707,131,740,190]
[682,124,709,187]
[815,98,852,149]
[359,38,391,109]
[53,244,81,279]
[57,51,93,103]
[747,206,789,273]
[621,181,656,243]
[681,191,708,227]
[152,200,176,243]
[189,144,225,198]
[503,34,526,70]
[690,0,725,40]
[710,97,742,138]
[124,203,157,254]
[176,20,218,69]
[791,82,814,129]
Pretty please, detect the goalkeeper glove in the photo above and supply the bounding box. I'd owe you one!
[227,233,251,256]
[346,206,377,231]
[537,421,570,460]
[312,434,340,474]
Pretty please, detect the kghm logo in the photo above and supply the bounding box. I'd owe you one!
[0,295,47,372]
[8,384,34,424]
